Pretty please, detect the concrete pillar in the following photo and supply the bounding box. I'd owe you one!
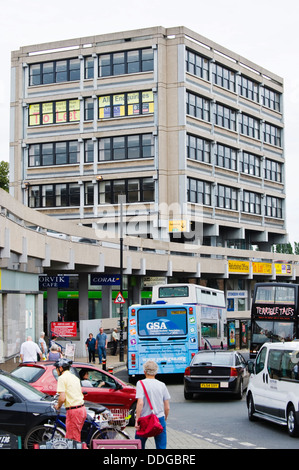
[79,272,89,321]
[102,286,112,318]
[47,287,58,336]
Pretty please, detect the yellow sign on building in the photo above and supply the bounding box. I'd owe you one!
[168,220,188,232]
[252,262,272,275]
[228,260,250,273]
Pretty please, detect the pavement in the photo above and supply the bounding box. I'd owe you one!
[1,352,223,450]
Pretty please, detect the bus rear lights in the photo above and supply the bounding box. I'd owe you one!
[131,309,136,316]
[131,354,136,365]
[191,352,196,357]
[188,307,193,314]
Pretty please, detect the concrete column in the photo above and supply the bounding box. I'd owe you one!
[79,272,89,321]
[102,286,112,318]
[47,287,58,336]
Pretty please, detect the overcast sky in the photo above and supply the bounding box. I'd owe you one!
[0,0,298,244]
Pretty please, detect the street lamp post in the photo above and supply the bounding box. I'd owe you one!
[119,195,125,362]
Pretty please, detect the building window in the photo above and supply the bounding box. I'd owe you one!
[85,57,94,79]
[263,123,282,147]
[186,92,210,121]
[28,141,79,166]
[261,87,281,112]
[84,182,94,205]
[265,196,282,218]
[186,134,211,163]
[28,183,81,208]
[212,63,236,92]
[185,49,209,81]
[239,152,261,177]
[98,91,154,119]
[84,140,94,163]
[216,184,238,210]
[187,178,211,205]
[84,98,94,121]
[29,99,80,126]
[238,76,259,102]
[98,134,154,161]
[264,159,282,182]
[242,191,261,214]
[98,48,154,77]
[214,103,236,131]
[29,58,80,86]
[98,178,154,204]
[239,113,260,139]
[215,144,237,170]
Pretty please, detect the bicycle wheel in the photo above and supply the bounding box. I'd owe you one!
[89,427,130,448]
[24,424,65,449]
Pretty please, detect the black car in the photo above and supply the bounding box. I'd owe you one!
[0,369,61,444]
[184,350,250,400]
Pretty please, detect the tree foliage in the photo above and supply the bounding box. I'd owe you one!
[0,160,9,192]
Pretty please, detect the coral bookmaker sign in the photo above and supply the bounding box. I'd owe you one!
[51,322,77,337]
[90,274,120,286]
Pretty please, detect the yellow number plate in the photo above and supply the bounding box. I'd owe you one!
[200,383,219,389]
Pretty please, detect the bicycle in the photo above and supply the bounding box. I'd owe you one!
[24,398,130,449]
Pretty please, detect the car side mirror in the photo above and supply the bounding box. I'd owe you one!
[248,360,255,374]
[3,393,15,405]
[115,383,123,391]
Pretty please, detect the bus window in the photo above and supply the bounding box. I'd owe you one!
[137,307,188,336]
[255,285,275,303]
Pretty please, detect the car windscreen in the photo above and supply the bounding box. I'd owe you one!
[11,365,45,383]
[1,373,47,401]
[192,352,234,366]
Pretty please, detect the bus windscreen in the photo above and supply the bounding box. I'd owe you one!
[138,307,187,336]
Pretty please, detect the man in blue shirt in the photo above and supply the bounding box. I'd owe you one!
[95,327,108,364]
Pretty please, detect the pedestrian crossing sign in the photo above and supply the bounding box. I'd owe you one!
[114,291,125,304]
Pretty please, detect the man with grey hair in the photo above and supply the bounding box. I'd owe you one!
[20,336,42,363]
[135,360,170,449]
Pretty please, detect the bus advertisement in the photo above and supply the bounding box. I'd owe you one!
[250,282,299,358]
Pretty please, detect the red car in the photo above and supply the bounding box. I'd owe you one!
[11,362,136,425]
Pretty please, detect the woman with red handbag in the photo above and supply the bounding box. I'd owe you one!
[135,360,170,449]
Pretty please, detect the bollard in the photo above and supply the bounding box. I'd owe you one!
[108,367,113,374]
[102,358,106,371]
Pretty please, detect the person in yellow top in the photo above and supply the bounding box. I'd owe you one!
[54,358,87,442]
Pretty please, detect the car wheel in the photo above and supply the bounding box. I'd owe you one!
[247,394,257,421]
[235,379,243,400]
[287,405,299,437]
[184,389,193,400]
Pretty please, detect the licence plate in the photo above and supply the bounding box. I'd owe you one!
[200,383,219,389]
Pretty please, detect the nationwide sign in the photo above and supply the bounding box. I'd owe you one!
[39,275,69,289]
[90,274,121,286]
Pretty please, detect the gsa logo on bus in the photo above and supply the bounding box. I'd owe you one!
[146,321,167,331]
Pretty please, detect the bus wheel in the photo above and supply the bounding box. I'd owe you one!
[287,405,299,437]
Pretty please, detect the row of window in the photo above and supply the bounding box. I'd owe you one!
[27,133,282,184]
[28,178,155,208]
[186,91,282,147]
[188,178,283,218]
[27,176,283,219]
[185,49,281,112]
[29,48,154,86]
[28,134,154,166]
[28,91,154,126]
[187,134,282,182]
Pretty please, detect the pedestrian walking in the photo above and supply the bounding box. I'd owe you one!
[54,358,87,442]
[85,333,96,363]
[38,332,48,360]
[47,344,62,361]
[135,360,170,449]
[20,336,42,363]
[95,327,108,364]
[112,328,118,356]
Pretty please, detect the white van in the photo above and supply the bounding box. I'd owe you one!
[247,341,299,437]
